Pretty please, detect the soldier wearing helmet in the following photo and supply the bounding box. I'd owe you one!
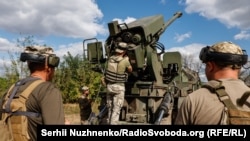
[9,45,66,140]
[78,86,92,125]
[175,41,250,125]
[104,42,133,125]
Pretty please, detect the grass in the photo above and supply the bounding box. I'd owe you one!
[64,103,79,115]
[64,103,80,124]
[63,102,100,125]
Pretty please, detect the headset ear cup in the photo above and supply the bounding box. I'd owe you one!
[47,56,51,66]
[47,56,53,67]
[47,55,60,67]
[199,46,210,63]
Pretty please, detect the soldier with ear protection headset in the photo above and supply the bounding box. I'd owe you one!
[20,46,60,67]
[175,41,250,125]
[199,44,248,69]
[6,45,67,140]
[20,46,60,81]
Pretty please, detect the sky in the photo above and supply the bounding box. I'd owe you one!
[0,0,250,80]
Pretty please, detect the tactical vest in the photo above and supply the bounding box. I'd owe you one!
[202,80,250,125]
[105,56,127,83]
[0,78,44,141]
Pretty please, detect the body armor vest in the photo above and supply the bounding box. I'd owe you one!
[105,56,127,83]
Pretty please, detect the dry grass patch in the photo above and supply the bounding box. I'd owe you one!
[64,102,100,125]
[64,103,80,125]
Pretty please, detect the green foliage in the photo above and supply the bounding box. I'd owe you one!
[0,77,8,98]
[53,51,103,103]
[2,35,249,105]
[1,50,103,103]
[1,35,104,104]
[0,35,40,97]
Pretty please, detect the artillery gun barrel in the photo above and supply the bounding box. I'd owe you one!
[157,11,183,37]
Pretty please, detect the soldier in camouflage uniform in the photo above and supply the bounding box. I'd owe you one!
[104,42,133,125]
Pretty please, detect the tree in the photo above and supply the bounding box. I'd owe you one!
[3,35,38,80]
[0,77,8,98]
[54,51,103,103]
[0,35,38,95]
[1,35,103,103]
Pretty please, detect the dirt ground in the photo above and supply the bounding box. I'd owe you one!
[65,113,80,125]
[64,103,80,125]
[64,103,100,125]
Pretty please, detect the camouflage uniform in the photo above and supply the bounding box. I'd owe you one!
[105,42,132,125]
[106,83,125,124]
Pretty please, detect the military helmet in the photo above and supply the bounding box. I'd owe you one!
[81,86,89,91]
[115,42,128,53]
[199,41,248,66]
[20,45,60,67]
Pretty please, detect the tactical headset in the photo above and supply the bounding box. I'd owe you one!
[20,52,60,67]
[199,46,248,66]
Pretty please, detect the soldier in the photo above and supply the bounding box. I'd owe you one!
[174,41,250,125]
[78,86,92,125]
[104,42,133,125]
[3,45,66,140]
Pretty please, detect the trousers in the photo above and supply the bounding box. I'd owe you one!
[106,83,125,125]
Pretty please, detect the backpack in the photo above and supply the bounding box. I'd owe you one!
[202,81,250,125]
[0,78,44,141]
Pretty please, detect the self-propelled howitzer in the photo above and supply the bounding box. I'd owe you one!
[85,11,200,125]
